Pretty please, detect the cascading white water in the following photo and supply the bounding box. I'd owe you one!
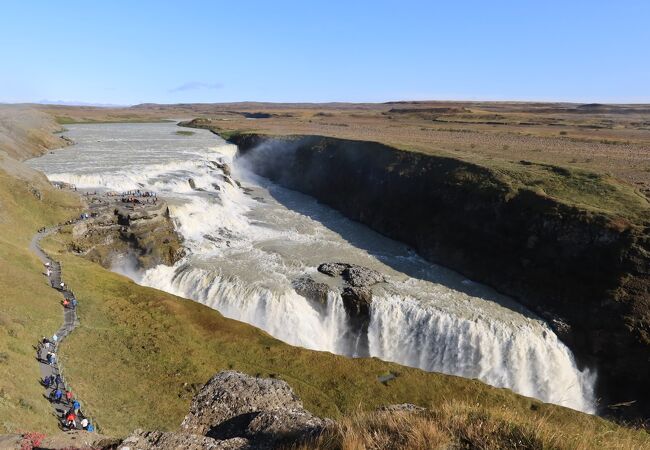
[368,294,594,412]
[27,122,596,413]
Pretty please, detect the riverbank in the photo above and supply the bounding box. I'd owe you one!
[213,130,650,420]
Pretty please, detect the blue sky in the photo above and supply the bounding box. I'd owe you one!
[1,1,648,104]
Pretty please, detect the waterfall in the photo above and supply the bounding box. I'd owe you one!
[368,294,595,412]
[28,122,597,414]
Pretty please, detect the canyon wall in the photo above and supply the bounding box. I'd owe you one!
[227,132,650,419]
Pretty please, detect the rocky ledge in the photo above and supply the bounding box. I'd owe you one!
[71,194,185,270]
[293,262,386,319]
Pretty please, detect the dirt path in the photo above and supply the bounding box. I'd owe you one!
[30,226,96,432]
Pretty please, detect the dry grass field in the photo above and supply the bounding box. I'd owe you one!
[36,101,650,194]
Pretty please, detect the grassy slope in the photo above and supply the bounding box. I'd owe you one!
[0,169,81,433]
[36,229,648,447]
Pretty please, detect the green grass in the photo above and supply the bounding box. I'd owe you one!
[175,130,195,136]
[492,160,649,224]
[0,169,81,433]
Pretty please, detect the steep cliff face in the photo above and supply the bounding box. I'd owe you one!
[228,133,650,419]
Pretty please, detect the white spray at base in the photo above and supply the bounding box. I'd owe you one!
[27,122,596,413]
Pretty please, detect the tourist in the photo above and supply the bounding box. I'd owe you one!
[65,412,76,428]
[86,422,95,432]
[52,334,58,344]
[66,390,73,401]
[72,299,78,308]
[60,282,65,290]
[46,352,53,365]
[55,374,62,386]
[50,353,57,366]
[63,299,70,308]
[73,399,80,412]
[81,418,89,429]
[53,388,63,403]
[43,375,52,388]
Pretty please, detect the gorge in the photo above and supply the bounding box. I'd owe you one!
[27,122,597,415]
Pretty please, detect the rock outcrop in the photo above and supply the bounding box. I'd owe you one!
[182,371,330,448]
[117,371,330,449]
[292,275,331,304]
[72,197,184,270]
[317,262,385,318]
[230,132,650,419]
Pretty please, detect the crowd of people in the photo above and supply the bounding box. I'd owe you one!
[38,251,96,432]
[120,189,158,205]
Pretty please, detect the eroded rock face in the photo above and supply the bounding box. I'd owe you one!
[72,199,184,270]
[181,371,330,448]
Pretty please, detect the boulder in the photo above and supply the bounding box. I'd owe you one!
[317,262,349,277]
[317,262,385,287]
[292,275,331,304]
[342,265,385,287]
[181,371,330,447]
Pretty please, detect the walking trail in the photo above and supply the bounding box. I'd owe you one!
[30,225,96,432]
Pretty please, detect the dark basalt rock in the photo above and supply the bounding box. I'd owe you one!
[343,265,385,287]
[341,286,372,317]
[317,262,385,287]
[316,262,385,319]
[292,276,331,304]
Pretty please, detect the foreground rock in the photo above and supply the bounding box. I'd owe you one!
[117,371,330,449]
[119,431,248,450]
[182,371,330,448]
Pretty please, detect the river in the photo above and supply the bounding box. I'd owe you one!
[27,122,596,413]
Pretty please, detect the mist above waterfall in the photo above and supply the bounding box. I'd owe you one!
[27,122,596,413]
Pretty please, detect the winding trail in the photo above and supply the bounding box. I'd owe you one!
[30,225,95,431]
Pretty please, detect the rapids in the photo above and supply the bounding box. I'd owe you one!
[27,122,596,413]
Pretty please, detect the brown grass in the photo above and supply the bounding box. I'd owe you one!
[295,401,650,450]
